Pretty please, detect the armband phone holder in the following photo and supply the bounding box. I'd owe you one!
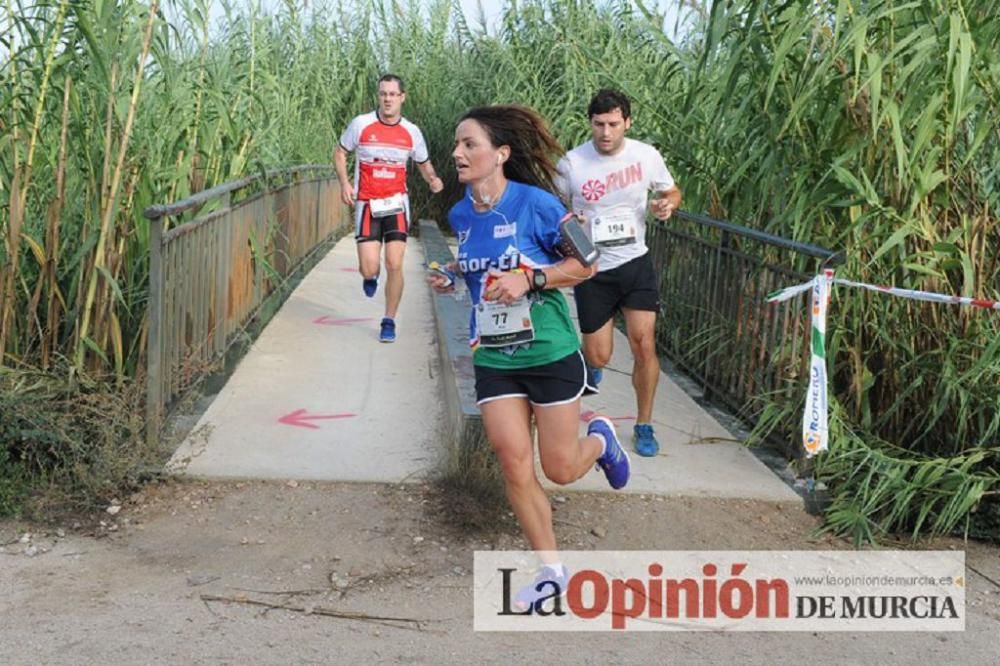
[558,214,600,266]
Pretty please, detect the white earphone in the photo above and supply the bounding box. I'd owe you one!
[469,185,493,206]
[468,153,505,206]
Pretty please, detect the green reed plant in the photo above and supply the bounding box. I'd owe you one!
[666,0,998,540]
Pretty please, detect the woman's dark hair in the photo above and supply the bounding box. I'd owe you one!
[587,88,631,120]
[458,105,562,193]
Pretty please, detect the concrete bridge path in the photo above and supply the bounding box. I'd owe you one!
[168,234,797,502]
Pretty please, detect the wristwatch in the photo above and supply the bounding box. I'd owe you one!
[531,268,548,292]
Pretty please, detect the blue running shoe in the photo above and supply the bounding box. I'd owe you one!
[362,277,378,298]
[633,423,660,457]
[587,365,603,387]
[513,566,570,612]
[589,416,630,490]
[379,317,396,343]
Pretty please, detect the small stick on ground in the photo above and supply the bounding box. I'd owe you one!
[552,517,588,530]
[227,587,328,596]
[200,594,437,632]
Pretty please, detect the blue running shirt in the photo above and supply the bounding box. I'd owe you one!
[447,181,581,369]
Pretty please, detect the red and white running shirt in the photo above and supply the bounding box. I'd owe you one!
[338,111,430,201]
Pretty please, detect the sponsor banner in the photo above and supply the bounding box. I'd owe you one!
[767,272,998,456]
[473,550,965,632]
[803,270,832,456]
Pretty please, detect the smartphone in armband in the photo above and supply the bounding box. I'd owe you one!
[428,261,456,288]
[558,214,600,267]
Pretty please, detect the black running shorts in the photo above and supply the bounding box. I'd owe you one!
[355,200,409,243]
[474,350,598,406]
[573,252,660,334]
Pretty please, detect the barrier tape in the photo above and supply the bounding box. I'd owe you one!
[768,278,1000,310]
[767,273,999,457]
[831,278,1000,310]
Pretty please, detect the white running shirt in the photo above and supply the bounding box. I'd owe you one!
[555,138,674,271]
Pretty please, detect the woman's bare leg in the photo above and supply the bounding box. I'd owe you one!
[480,397,556,553]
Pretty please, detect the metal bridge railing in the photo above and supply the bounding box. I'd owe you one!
[143,165,348,444]
[647,210,841,449]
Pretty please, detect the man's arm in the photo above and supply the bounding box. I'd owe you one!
[416,160,444,194]
[649,148,681,220]
[553,156,572,209]
[333,144,355,206]
[650,184,682,221]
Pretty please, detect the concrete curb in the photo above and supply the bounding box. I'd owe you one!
[418,220,486,453]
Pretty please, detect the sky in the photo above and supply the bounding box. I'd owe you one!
[458,0,503,27]
[181,0,689,40]
[0,1,687,58]
[457,0,687,38]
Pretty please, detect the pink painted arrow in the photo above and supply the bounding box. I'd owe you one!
[313,315,374,326]
[279,409,356,429]
[579,409,636,423]
[339,267,359,272]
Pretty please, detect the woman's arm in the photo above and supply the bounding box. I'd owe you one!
[483,258,596,305]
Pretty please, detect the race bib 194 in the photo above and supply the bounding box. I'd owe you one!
[591,209,637,247]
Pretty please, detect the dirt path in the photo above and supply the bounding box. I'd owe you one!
[1,479,998,664]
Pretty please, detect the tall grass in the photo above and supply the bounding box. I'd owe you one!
[663,0,999,541]
[2,0,997,538]
[0,0,379,378]
[1,0,379,512]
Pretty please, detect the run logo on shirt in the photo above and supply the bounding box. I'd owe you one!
[580,162,643,201]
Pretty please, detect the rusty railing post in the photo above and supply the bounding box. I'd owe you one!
[146,210,165,447]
